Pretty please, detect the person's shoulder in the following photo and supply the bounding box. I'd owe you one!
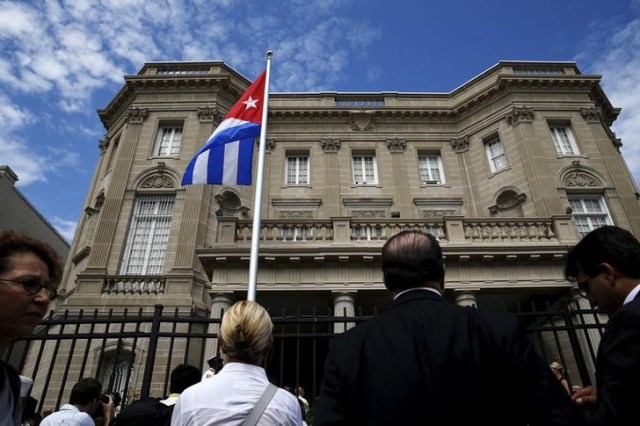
[471,306,520,327]
[607,299,640,330]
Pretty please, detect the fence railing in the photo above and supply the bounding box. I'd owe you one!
[3,299,605,415]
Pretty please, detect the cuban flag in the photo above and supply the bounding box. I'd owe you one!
[182,70,266,185]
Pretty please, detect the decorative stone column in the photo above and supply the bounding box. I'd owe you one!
[386,138,410,216]
[321,138,341,217]
[203,292,234,367]
[449,136,477,217]
[332,292,356,333]
[86,107,148,272]
[454,290,478,308]
[568,288,601,385]
[173,107,219,269]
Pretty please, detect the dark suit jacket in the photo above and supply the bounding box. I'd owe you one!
[586,291,640,425]
[314,290,581,426]
[0,360,22,425]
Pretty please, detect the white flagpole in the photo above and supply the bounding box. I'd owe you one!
[247,50,273,301]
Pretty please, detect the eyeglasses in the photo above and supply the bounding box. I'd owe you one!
[0,278,57,300]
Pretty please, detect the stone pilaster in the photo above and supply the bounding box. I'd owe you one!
[87,108,148,270]
[454,290,478,308]
[450,136,477,216]
[321,139,341,217]
[333,291,356,333]
[387,138,409,217]
[506,106,561,216]
[567,288,602,385]
[173,111,216,269]
[203,292,234,366]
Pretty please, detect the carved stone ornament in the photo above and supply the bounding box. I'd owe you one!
[94,193,105,209]
[385,138,406,152]
[580,107,603,123]
[197,106,221,123]
[422,210,456,218]
[488,191,527,215]
[565,171,598,187]
[349,113,375,131]
[98,138,110,155]
[352,210,385,218]
[506,106,534,126]
[141,174,175,189]
[320,138,341,152]
[279,210,314,219]
[450,136,470,153]
[253,138,275,152]
[125,107,149,124]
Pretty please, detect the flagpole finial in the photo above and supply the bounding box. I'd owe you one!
[266,50,273,58]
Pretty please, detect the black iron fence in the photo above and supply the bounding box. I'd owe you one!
[3,299,606,415]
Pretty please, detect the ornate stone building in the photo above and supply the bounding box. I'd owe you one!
[50,60,639,398]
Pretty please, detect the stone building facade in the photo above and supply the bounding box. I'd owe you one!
[46,60,639,399]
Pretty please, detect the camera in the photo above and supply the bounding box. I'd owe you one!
[99,394,111,404]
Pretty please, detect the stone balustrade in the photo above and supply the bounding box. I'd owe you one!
[217,215,578,246]
[102,275,166,295]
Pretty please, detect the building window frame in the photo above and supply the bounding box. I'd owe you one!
[154,125,183,157]
[285,154,309,186]
[120,195,175,275]
[568,195,613,238]
[418,153,445,184]
[485,136,509,173]
[352,153,378,185]
[550,125,579,156]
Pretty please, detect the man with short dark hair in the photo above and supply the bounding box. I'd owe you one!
[314,230,581,425]
[40,378,113,426]
[565,225,640,425]
[160,364,201,407]
[115,363,200,426]
[0,230,61,426]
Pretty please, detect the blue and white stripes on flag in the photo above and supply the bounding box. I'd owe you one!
[182,70,266,186]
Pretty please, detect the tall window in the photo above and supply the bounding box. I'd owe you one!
[418,154,444,184]
[569,196,612,237]
[352,155,378,185]
[285,155,309,185]
[120,195,174,275]
[485,136,508,172]
[550,126,579,155]
[154,126,183,157]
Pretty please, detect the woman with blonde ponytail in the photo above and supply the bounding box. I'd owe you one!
[171,300,303,425]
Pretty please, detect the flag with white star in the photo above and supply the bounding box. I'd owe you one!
[182,70,266,185]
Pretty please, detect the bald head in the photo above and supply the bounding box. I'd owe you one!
[381,230,444,294]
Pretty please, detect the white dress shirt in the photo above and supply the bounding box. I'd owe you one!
[171,362,302,426]
[40,404,94,426]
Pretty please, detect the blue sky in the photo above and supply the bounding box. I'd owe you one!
[1,0,639,242]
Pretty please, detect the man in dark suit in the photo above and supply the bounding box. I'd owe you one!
[565,225,640,425]
[314,230,580,426]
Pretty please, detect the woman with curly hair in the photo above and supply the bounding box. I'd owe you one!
[0,230,61,426]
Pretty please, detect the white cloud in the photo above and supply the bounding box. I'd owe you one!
[583,18,640,186]
[0,94,35,130]
[50,216,77,243]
